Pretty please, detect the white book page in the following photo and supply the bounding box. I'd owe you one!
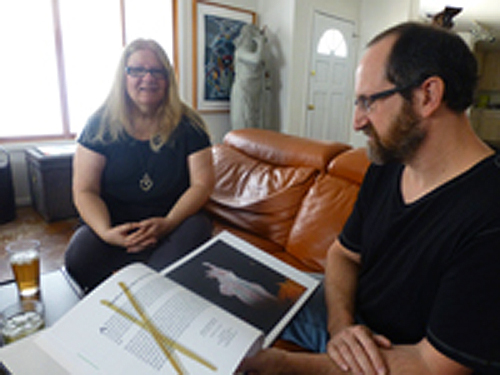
[161,231,320,347]
[36,263,263,375]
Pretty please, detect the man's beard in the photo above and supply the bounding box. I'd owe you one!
[365,101,426,165]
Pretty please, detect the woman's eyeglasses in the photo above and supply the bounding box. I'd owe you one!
[125,66,167,80]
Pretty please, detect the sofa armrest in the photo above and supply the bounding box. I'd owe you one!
[328,148,370,184]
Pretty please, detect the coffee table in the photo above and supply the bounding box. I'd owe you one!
[0,268,82,327]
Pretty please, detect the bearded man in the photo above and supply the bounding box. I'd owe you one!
[239,22,500,375]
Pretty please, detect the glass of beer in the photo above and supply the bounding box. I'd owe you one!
[6,239,41,300]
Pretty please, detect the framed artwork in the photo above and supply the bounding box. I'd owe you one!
[192,1,256,112]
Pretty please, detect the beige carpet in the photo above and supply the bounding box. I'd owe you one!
[0,207,79,283]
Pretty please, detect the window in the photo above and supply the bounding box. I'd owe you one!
[0,2,63,138]
[317,28,348,58]
[0,0,174,141]
[59,0,123,137]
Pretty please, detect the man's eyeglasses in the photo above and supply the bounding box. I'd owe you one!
[125,66,167,80]
[354,85,413,113]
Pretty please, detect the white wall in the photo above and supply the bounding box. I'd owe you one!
[348,0,416,147]
[257,0,295,133]
[357,0,416,49]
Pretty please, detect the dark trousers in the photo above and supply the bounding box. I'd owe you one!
[64,211,212,293]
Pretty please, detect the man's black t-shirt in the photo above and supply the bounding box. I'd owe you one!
[78,112,211,225]
[339,154,500,373]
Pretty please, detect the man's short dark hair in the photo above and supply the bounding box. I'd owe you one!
[368,22,478,112]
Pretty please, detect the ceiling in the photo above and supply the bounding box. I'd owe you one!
[419,0,500,49]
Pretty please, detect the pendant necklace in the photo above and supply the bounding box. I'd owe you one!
[139,172,153,192]
[137,144,153,192]
[139,147,154,192]
[137,135,162,192]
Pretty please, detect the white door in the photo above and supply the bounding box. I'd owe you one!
[306,13,355,142]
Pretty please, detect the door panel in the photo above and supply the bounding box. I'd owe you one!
[306,13,355,142]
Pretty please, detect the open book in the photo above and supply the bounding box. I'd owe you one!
[35,231,320,374]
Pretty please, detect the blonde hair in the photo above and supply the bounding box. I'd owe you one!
[95,39,208,151]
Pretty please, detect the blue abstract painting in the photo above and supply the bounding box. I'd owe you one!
[203,14,246,101]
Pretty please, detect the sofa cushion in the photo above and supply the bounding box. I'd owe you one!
[286,149,370,272]
[285,174,361,271]
[224,128,352,171]
[206,145,317,247]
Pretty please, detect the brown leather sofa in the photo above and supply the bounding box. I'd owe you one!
[205,128,370,273]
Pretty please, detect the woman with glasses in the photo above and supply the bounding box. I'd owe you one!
[65,39,214,293]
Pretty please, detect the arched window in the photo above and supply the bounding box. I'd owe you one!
[317,29,348,58]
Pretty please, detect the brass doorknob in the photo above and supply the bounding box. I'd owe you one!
[307,104,315,110]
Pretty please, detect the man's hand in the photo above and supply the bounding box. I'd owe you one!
[327,325,391,375]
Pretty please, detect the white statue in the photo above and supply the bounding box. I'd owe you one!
[230,24,267,130]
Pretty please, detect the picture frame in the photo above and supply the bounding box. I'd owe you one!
[192,0,256,112]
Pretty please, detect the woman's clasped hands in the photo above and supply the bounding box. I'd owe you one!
[103,217,172,253]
